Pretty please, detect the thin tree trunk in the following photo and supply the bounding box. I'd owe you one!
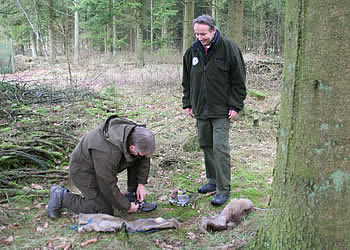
[30,31,37,58]
[129,27,135,52]
[74,0,80,64]
[251,0,350,248]
[183,0,195,53]
[113,0,117,55]
[161,19,168,48]
[104,25,108,54]
[216,0,222,31]
[10,39,15,73]
[227,0,244,49]
[136,22,144,67]
[211,0,216,20]
[48,0,56,64]
[150,0,153,52]
[135,0,144,67]
[64,8,71,57]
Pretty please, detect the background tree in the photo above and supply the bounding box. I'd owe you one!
[251,0,350,248]
[73,0,79,64]
[244,0,284,53]
[1,0,287,62]
[183,0,195,53]
[135,0,145,67]
[147,0,178,50]
[227,0,244,48]
[48,0,56,64]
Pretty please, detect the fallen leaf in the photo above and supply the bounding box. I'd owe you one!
[34,203,46,209]
[80,238,98,248]
[0,236,14,245]
[31,183,44,190]
[57,242,72,250]
[8,223,19,229]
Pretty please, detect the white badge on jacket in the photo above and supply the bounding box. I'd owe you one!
[192,57,199,66]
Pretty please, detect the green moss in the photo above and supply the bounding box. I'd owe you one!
[248,89,266,100]
[159,205,198,221]
[1,127,10,133]
[35,108,49,115]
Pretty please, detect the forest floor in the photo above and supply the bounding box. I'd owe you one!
[0,51,282,249]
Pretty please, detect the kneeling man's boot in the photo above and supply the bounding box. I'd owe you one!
[48,186,67,219]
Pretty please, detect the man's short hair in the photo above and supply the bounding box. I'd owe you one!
[128,126,155,157]
[193,15,216,31]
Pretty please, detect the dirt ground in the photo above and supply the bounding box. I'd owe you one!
[0,52,282,249]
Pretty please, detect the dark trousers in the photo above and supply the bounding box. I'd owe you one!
[196,118,231,195]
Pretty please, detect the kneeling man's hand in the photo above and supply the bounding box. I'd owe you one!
[136,184,146,202]
[128,202,139,213]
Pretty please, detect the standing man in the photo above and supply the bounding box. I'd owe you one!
[182,15,247,206]
[48,115,157,219]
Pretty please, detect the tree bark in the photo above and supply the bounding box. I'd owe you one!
[227,0,244,49]
[182,0,195,53]
[251,0,350,248]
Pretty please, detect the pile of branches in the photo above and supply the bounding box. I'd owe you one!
[1,79,96,121]
[0,79,97,195]
[0,168,68,202]
[0,79,96,105]
[0,124,79,169]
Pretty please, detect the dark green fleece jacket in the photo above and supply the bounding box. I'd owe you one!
[182,30,247,118]
[69,116,150,212]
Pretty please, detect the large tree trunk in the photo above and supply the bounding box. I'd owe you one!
[251,0,350,249]
[227,0,244,49]
[182,0,194,53]
[48,0,56,64]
